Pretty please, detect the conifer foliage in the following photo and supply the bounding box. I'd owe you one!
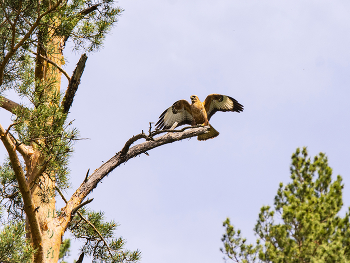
[221,148,350,262]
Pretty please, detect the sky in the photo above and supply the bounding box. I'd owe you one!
[1,1,350,262]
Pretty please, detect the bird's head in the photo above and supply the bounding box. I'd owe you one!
[190,95,199,103]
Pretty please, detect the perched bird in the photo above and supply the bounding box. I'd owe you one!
[155,94,243,141]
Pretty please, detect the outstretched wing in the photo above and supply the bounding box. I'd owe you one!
[204,94,243,121]
[155,100,194,130]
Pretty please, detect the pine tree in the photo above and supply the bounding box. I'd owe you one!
[221,147,350,263]
[0,1,209,262]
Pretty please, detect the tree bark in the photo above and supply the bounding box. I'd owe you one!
[31,18,65,263]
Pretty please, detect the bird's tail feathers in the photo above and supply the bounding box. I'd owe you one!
[197,124,219,141]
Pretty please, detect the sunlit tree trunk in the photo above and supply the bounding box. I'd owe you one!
[29,29,64,263]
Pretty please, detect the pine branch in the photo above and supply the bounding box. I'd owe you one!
[56,187,114,259]
[77,210,115,259]
[79,4,101,16]
[120,124,205,156]
[0,104,36,165]
[76,252,85,263]
[63,4,101,45]
[0,95,25,114]
[0,123,44,260]
[0,0,66,85]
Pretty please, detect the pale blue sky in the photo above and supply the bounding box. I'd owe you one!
[1,1,350,262]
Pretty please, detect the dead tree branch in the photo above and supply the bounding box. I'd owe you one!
[60,125,209,230]
[61,54,87,113]
[76,252,85,263]
[120,124,205,156]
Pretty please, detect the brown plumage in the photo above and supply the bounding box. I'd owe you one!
[155,94,243,141]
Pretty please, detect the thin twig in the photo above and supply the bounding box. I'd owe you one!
[55,186,114,259]
[151,124,206,136]
[77,211,114,259]
[84,169,90,183]
[62,53,87,113]
[71,198,94,215]
[120,124,207,156]
[0,20,7,28]
[5,122,21,135]
[56,186,68,203]
[0,1,13,27]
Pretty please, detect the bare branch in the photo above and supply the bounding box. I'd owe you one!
[61,54,87,113]
[84,168,90,183]
[61,125,209,229]
[0,95,25,114]
[120,124,204,156]
[76,252,85,263]
[71,198,94,215]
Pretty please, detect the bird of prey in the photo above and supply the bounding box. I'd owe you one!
[155,94,243,141]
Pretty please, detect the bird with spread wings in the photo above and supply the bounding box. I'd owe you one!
[155,94,244,141]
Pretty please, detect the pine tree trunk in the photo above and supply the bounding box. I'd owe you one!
[29,31,64,263]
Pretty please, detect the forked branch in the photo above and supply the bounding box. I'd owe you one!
[61,125,210,229]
